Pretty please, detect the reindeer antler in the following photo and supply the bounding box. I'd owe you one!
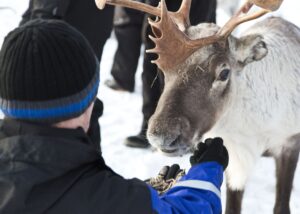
[95,0,191,30]
[146,0,196,71]
[96,0,160,16]
[96,0,271,71]
[249,0,283,11]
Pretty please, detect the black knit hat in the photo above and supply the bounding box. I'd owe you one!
[0,19,99,123]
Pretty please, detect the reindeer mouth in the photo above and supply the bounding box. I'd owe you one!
[161,148,178,154]
[159,147,191,156]
[158,136,191,156]
[147,130,192,156]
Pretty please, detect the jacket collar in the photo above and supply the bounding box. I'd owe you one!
[1,118,89,141]
[0,119,102,170]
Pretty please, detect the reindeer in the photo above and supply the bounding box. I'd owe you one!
[97,0,299,213]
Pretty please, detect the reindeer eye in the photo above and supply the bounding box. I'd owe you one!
[218,69,230,81]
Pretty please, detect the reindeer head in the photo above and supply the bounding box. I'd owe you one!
[97,0,274,155]
[147,28,269,155]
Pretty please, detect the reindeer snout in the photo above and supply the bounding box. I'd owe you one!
[147,116,191,154]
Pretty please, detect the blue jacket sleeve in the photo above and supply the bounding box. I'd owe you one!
[148,162,223,214]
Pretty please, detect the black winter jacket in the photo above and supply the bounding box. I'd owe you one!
[0,119,224,214]
[0,119,152,214]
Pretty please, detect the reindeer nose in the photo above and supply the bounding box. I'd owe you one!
[147,116,190,153]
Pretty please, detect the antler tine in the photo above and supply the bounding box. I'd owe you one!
[250,0,283,11]
[96,0,192,31]
[146,0,197,71]
[173,0,192,30]
[95,0,193,71]
[96,0,272,72]
[217,2,270,39]
[95,0,160,17]
[188,1,270,48]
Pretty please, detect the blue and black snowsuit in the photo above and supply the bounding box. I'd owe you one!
[0,119,223,214]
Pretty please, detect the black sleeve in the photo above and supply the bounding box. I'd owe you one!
[98,173,154,214]
[25,0,71,20]
[87,98,103,152]
[56,0,71,17]
[41,163,154,214]
[61,167,155,214]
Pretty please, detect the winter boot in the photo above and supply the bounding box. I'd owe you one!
[124,134,150,148]
[124,126,150,148]
[104,79,133,92]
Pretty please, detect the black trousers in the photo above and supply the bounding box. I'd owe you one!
[110,4,145,91]
[21,0,114,61]
[111,0,217,135]
[64,1,114,62]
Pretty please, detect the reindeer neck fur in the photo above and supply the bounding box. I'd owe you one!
[201,17,300,189]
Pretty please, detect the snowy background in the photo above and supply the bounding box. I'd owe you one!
[0,0,299,213]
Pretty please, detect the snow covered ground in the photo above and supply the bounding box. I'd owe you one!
[0,0,300,213]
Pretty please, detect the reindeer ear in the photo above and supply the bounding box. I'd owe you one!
[232,34,268,66]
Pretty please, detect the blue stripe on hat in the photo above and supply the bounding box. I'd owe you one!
[1,75,99,120]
